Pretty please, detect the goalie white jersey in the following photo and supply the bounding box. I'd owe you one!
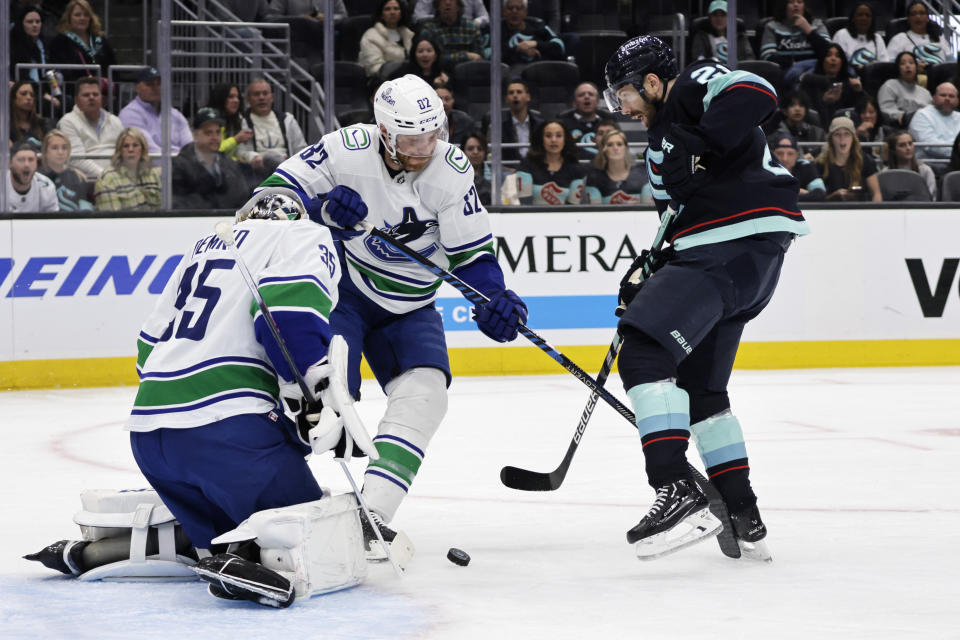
[259,123,495,314]
[128,219,340,431]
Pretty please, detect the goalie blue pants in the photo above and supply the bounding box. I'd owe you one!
[129,410,324,549]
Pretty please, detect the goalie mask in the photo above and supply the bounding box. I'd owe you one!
[373,75,448,163]
[235,192,305,223]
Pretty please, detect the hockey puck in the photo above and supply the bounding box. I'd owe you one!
[446,548,470,566]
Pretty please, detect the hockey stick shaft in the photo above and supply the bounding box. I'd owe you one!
[357,220,638,424]
[501,205,677,491]
[214,221,404,577]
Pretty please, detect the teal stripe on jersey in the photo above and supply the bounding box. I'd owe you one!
[133,362,279,409]
[691,412,748,467]
[673,216,810,250]
[367,438,424,486]
[703,69,776,110]
[626,381,690,438]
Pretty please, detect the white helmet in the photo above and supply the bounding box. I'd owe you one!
[374,74,448,161]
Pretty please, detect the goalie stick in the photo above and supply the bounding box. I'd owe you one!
[355,214,741,558]
[213,221,408,577]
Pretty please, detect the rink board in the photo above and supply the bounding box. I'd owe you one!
[1,209,959,388]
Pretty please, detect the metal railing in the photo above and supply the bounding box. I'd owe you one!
[14,63,103,120]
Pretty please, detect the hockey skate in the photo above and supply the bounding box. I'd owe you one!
[729,504,772,562]
[24,539,88,576]
[191,553,295,608]
[628,479,722,560]
[360,511,415,568]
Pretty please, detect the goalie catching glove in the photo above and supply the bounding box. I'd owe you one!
[660,124,708,203]
[280,335,377,461]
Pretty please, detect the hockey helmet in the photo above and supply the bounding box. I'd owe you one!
[235,190,305,222]
[603,35,678,112]
[373,74,448,160]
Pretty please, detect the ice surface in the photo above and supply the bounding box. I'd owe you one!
[2,368,958,639]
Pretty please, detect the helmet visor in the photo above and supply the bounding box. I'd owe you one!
[396,126,447,158]
[603,86,622,113]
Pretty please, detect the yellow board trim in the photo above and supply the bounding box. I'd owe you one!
[3,339,960,390]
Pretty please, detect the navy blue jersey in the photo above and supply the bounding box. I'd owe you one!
[646,59,810,249]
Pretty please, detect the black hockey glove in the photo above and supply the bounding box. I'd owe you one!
[615,247,673,317]
[660,124,708,203]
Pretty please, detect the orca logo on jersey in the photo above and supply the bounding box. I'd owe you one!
[364,207,439,262]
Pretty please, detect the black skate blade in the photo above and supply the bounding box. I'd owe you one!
[500,465,558,491]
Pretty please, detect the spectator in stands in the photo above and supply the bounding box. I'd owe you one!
[500,0,565,68]
[435,83,475,146]
[39,129,92,211]
[772,91,826,147]
[690,0,755,66]
[9,5,61,114]
[13,0,60,42]
[878,51,932,129]
[769,132,825,201]
[946,129,960,173]
[94,127,161,211]
[6,141,58,212]
[558,82,612,159]
[832,2,888,74]
[760,0,830,87]
[816,115,882,202]
[267,0,346,24]
[462,131,491,205]
[486,79,543,162]
[171,108,250,211]
[49,0,115,85]
[56,75,124,180]
[118,67,193,155]
[909,82,960,162]
[583,129,650,205]
[515,120,584,205]
[420,0,486,67]
[855,94,887,165]
[805,43,863,125]
[237,76,308,179]
[218,0,282,22]
[359,0,415,78]
[412,0,488,28]
[394,34,450,86]
[883,130,936,198]
[207,83,253,164]
[9,81,52,149]
[886,2,955,72]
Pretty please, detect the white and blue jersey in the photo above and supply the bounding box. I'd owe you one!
[259,123,504,314]
[128,219,339,431]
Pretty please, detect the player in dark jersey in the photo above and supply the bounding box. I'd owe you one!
[603,35,811,560]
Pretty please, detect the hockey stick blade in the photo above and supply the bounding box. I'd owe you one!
[499,334,621,492]
[689,467,741,558]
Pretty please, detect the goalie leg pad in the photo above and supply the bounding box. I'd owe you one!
[71,489,196,581]
[209,494,366,599]
[363,367,448,521]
